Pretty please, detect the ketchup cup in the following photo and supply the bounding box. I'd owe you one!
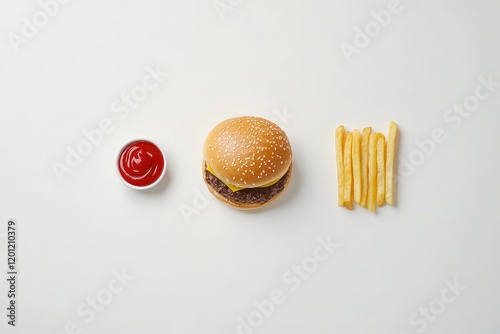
[117,139,166,190]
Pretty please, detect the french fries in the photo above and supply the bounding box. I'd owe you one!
[335,126,345,207]
[376,133,386,207]
[360,127,371,207]
[343,131,353,210]
[367,133,377,212]
[335,122,398,211]
[385,121,398,205]
[352,130,361,204]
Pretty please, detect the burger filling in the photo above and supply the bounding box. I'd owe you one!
[205,164,280,191]
[204,164,291,204]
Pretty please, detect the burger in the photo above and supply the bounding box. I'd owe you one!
[203,116,293,209]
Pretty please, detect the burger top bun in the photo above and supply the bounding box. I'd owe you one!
[203,116,292,188]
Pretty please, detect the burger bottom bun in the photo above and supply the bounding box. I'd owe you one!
[203,162,292,210]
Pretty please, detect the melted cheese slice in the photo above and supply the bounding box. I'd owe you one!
[206,165,280,192]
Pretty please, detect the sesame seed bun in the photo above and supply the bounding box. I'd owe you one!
[203,116,292,188]
[203,116,293,209]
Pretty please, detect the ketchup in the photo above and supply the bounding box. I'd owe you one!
[118,140,165,188]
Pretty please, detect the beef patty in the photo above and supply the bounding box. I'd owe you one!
[204,165,291,205]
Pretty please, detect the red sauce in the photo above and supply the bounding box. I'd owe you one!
[118,140,165,187]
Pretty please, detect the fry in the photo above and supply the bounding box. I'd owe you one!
[367,133,377,212]
[335,126,345,207]
[376,133,386,206]
[343,131,353,210]
[385,121,398,205]
[360,127,371,207]
[352,129,361,204]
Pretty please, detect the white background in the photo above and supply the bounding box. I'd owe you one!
[1,0,500,333]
